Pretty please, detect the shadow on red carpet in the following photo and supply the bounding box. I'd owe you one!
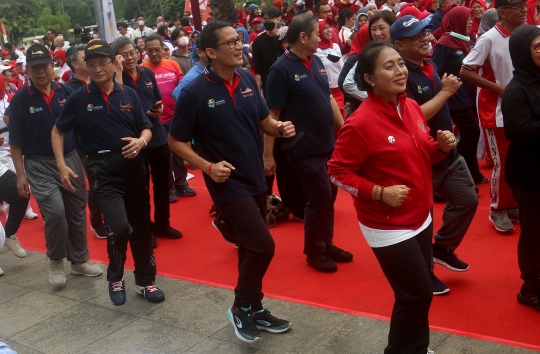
[9,163,540,351]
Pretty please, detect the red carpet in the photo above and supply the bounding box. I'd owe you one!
[8,163,540,351]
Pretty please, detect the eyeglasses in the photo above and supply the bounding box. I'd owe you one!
[86,60,113,69]
[406,30,428,41]
[214,37,242,49]
[502,3,527,9]
[119,50,137,59]
[532,43,540,53]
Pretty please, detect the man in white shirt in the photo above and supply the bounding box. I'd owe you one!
[133,15,155,37]
[117,22,132,39]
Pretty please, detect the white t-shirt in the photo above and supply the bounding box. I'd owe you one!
[132,27,155,38]
[461,23,513,128]
[360,214,432,248]
[315,43,343,89]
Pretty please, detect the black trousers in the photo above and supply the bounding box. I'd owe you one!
[293,153,337,255]
[450,107,483,183]
[162,123,189,192]
[275,139,307,218]
[220,194,275,311]
[512,187,540,291]
[87,152,155,286]
[372,223,434,354]
[141,144,171,232]
[0,170,29,236]
[79,154,104,226]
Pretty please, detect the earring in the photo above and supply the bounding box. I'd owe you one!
[372,83,375,87]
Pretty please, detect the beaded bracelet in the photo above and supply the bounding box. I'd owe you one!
[207,162,214,176]
[141,137,148,146]
[380,186,385,202]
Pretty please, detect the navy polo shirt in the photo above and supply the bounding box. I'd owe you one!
[404,59,458,169]
[170,66,269,207]
[9,80,76,156]
[121,66,167,148]
[55,81,152,155]
[63,76,88,93]
[266,49,334,159]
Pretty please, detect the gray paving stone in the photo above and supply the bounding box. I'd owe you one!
[0,339,44,354]
[10,303,138,353]
[0,290,79,338]
[85,272,202,317]
[212,298,345,353]
[0,249,47,276]
[74,318,206,354]
[0,257,107,302]
[0,282,34,305]
[184,337,269,354]
[433,334,539,354]
[147,285,234,336]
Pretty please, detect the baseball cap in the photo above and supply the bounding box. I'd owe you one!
[25,44,53,66]
[398,6,430,20]
[495,0,524,8]
[0,65,11,74]
[252,16,263,23]
[16,56,26,64]
[250,4,259,10]
[1,50,10,56]
[84,40,114,60]
[390,15,434,42]
[297,0,305,6]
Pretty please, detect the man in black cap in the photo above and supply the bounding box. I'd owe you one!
[51,40,165,306]
[9,43,102,286]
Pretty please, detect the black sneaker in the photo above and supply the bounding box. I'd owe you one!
[430,272,450,296]
[169,192,178,203]
[155,226,183,239]
[306,253,337,273]
[108,279,126,306]
[212,214,240,246]
[227,306,261,343]
[433,244,469,272]
[175,187,197,197]
[326,245,353,263]
[253,309,291,333]
[150,234,158,249]
[135,283,165,303]
[517,287,540,312]
[91,223,108,239]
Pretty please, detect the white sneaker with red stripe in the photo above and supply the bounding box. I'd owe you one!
[135,283,165,303]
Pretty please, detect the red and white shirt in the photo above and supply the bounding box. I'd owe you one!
[462,23,513,128]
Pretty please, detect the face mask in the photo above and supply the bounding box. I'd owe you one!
[178,36,190,46]
[138,20,145,26]
[92,34,99,39]
[264,20,276,31]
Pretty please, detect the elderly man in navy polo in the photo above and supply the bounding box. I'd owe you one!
[9,43,102,285]
[265,14,351,273]
[169,21,294,343]
[51,40,164,306]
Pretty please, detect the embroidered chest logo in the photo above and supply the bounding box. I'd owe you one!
[318,68,327,76]
[207,99,226,108]
[145,81,154,89]
[241,87,254,98]
[58,98,66,106]
[417,85,430,94]
[120,102,133,112]
[456,50,463,55]
[418,122,427,133]
[388,136,396,144]
[294,74,307,81]
[87,104,104,112]
[29,106,43,114]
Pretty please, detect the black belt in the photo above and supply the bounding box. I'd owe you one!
[0,127,8,134]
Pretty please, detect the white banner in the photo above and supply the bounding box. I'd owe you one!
[101,0,117,42]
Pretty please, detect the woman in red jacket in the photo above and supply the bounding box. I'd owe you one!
[328,41,457,354]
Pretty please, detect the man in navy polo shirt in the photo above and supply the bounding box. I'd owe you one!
[169,21,293,343]
[9,43,102,285]
[51,40,165,306]
[112,36,183,249]
[265,14,351,273]
[391,16,478,295]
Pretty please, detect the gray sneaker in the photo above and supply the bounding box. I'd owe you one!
[507,208,519,224]
[0,265,4,276]
[427,349,435,354]
[49,259,66,285]
[70,262,103,277]
[489,210,514,233]
[4,235,27,258]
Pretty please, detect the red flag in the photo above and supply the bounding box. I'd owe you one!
[0,22,6,36]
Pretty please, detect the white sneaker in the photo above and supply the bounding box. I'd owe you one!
[0,266,4,276]
[427,349,435,354]
[70,262,103,277]
[49,259,66,285]
[24,209,38,220]
[4,235,27,258]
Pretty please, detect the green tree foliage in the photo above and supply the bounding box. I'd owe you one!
[36,8,72,35]
[0,0,43,42]
[44,0,96,27]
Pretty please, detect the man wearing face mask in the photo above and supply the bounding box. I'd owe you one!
[170,28,194,75]
[252,6,282,95]
[133,15,155,38]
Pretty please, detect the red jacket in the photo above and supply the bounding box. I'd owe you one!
[328,92,445,230]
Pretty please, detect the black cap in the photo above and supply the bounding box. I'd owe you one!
[26,44,52,66]
[84,40,114,60]
[495,0,524,8]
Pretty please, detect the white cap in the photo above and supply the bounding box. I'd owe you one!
[0,64,11,73]
[16,56,25,64]
[189,15,193,18]
[297,0,305,5]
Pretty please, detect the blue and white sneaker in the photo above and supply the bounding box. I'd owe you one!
[135,283,165,303]
[108,279,126,306]
[253,309,291,333]
[227,306,261,343]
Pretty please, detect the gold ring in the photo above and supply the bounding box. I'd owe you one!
[451,139,456,143]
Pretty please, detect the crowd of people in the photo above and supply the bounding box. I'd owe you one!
[0,0,539,352]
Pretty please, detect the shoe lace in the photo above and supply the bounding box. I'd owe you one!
[9,236,21,247]
[258,309,277,321]
[112,281,124,292]
[145,285,159,293]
